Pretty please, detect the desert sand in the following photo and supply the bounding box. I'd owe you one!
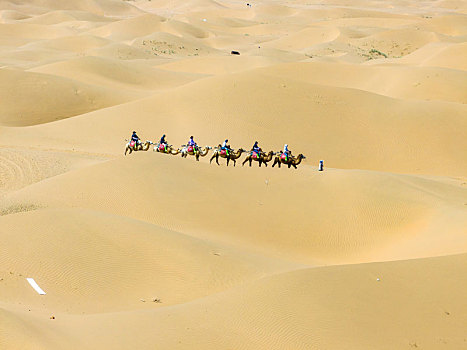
[0,0,466,349]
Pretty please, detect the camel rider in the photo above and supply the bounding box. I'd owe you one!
[131,131,141,147]
[188,136,198,151]
[251,141,261,157]
[159,134,168,151]
[283,144,292,160]
[221,139,230,156]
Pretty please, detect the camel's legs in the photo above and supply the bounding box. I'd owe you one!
[210,154,215,164]
[242,157,249,166]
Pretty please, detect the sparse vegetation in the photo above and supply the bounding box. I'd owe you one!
[141,40,189,56]
[0,203,41,216]
[369,49,388,58]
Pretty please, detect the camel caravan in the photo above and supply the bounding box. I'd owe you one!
[125,132,306,169]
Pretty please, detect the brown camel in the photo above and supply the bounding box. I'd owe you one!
[153,143,180,155]
[125,140,153,155]
[272,153,306,169]
[210,147,246,166]
[180,145,212,161]
[242,150,275,167]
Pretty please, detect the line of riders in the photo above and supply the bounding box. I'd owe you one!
[126,131,306,168]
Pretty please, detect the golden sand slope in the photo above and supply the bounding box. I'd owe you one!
[3,70,465,175]
[0,0,466,348]
[2,154,467,265]
[0,68,143,126]
[2,254,466,349]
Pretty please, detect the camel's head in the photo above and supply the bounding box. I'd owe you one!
[205,146,212,150]
[298,154,306,159]
[238,148,246,152]
[268,150,275,155]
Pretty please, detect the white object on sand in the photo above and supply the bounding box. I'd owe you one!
[26,278,46,295]
[376,278,380,281]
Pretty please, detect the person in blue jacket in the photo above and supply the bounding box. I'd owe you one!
[188,136,198,151]
[251,141,261,156]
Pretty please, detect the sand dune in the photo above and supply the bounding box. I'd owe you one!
[0,208,294,314]
[31,56,205,91]
[157,55,285,75]
[20,34,112,53]
[261,26,341,51]
[416,15,467,36]
[86,13,167,42]
[131,31,221,57]
[0,22,74,46]
[411,42,467,71]
[0,147,107,197]
[0,68,142,126]
[0,0,466,348]
[3,69,464,175]
[86,41,158,60]
[2,154,466,265]
[258,61,467,103]
[66,253,465,349]
[0,0,142,17]
[21,10,114,25]
[1,254,465,349]
[0,10,31,22]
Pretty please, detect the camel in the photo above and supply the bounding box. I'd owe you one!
[210,146,246,166]
[272,153,306,169]
[180,145,212,161]
[242,150,275,167]
[153,143,180,155]
[124,140,153,155]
